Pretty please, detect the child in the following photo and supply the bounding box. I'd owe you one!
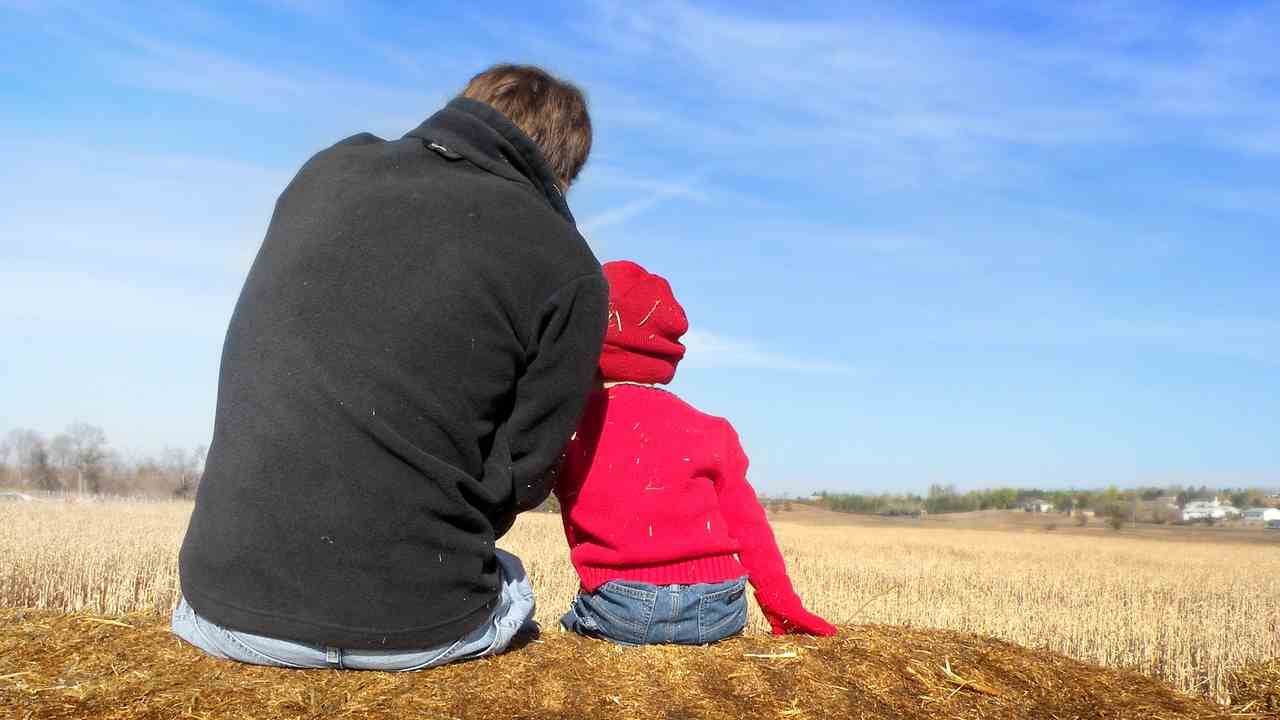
[554,260,836,645]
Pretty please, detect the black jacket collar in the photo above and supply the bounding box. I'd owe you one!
[406,98,574,224]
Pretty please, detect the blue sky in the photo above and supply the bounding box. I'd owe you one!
[1,1,1277,494]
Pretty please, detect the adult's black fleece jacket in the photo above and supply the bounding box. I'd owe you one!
[178,98,607,649]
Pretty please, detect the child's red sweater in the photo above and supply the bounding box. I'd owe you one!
[555,384,794,598]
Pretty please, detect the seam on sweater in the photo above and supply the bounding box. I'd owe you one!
[182,581,497,638]
[521,271,606,353]
[451,152,532,189]
[414,137,544,214]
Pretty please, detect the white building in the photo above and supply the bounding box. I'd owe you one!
[1181,498,1239,522]
[1242,507,1280,523]
[1018,499,1055,513]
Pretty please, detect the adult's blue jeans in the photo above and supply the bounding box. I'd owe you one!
[561,576,748,645]
[170,549,537,671]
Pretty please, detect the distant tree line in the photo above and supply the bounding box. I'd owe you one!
[0,424,206,498]
[6,426,1274,515]
[812,483,1277,520]
[817,491,926,516]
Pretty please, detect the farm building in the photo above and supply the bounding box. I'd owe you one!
[1242,507,1280,523]
[1180,498,1239,522]
[1017,499,1055,513]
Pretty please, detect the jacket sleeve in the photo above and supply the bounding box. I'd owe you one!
[712,420,837,635]
[494,272,608,531]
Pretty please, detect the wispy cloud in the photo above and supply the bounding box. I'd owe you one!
[681,329,855,375]
[256,0,348,20]
[872,302,1280,367]
[2,0,1276,474]
[1084,312,1280,366]
[1188,185,1280,220]
[577,0,1280,191]
[9,2,444,136]
[578,171,708,235]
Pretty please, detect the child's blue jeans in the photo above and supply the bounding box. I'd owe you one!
[560,576,748,645]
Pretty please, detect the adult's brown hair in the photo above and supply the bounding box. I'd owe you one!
[462,64,592,187]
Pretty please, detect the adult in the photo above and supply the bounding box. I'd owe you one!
[173,64,607,670]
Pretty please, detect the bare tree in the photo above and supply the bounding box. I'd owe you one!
[49,433,75,488]
[0,435,10,485]
[5,428,45,488]
[98,449,131,495]
[29,440,59,491]
[52,423,109,495]
[193,444,207,489]
[165,447,195,498]
[167,444,208,498]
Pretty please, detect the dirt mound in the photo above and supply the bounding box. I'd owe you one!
[1231,659,1280,716]
[0,609,1253,720]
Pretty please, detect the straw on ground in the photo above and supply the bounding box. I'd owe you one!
[1,499,1278,703]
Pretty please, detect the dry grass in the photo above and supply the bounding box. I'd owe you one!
[0,499,186,616]
[0,609,1239,720]
[1231,659,1280,716]
[2,499,1278,706]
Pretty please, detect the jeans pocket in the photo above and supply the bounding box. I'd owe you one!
[698,578,748,644]
[578,582,657,645]
[387,639,466,672]
[215,626,311,668]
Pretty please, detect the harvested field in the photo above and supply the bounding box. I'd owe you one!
[0,609,1250,720]
[2,499,1278,711]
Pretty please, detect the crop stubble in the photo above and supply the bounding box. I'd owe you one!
[1,499,1276,702]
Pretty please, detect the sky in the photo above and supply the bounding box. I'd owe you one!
[1,0,1278,495]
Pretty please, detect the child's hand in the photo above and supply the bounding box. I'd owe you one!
[757,590,838,636]
[763,606,838,636]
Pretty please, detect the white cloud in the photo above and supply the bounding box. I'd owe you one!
[578,172,707,235]
[13,3,445,136]
[579,0,1280,178]
[881,301,1280,366]
[681,329,855,375]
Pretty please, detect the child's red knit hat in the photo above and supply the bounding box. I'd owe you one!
[600,260,688,384]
